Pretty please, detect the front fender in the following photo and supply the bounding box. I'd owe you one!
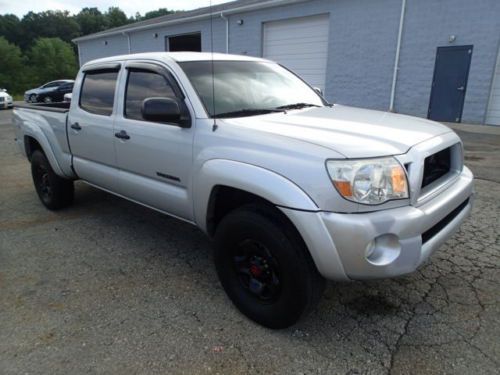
[193,159,319,232]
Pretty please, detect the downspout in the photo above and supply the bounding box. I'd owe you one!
[123,32,131,54]
[77,43,82,67]
[220,12,229,53]
[389,0,406,112]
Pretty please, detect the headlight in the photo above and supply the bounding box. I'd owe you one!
[326,157,409,204]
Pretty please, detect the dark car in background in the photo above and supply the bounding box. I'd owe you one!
[24,80,74,103]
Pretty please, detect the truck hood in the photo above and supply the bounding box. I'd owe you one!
[220,105,453,158]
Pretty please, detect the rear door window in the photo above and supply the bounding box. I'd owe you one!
[80,70,119,116]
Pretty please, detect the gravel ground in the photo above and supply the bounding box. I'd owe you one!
[0,109,499,374]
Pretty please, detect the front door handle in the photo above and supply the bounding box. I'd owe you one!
[70,122,81,130]
[457,86,465,91]
[115,130,130,140]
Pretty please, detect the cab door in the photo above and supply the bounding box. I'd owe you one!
[113,62,195,220]
[68,64,122,192]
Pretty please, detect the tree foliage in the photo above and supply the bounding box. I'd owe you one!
[141,8,176,21]
[27,38,79,84]
[0,14,21,45]
[18,11,81,50]
[0,37,24,92]
[105,7,129,28]
[75,8,107,36]
[0,6,180,94]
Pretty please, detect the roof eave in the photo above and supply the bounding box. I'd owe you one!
[73,0,306,43]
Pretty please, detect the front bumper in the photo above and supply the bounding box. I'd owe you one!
[280,166,474,281]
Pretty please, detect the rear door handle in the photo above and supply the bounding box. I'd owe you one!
[457,86,465,91]
[70,122,81,130]
[115,130,130,140]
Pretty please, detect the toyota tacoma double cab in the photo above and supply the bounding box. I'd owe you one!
[13,52,474,328]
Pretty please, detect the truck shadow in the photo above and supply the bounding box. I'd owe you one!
[71,181,411,324]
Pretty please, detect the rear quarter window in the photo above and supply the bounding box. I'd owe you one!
[79,70,119,116]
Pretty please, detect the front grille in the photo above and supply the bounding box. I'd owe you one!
[422,198,469,244]
[422,147,451,188]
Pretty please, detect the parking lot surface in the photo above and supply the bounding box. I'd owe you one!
[0,108,499,374]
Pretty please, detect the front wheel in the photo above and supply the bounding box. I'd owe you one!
[214,204,325,329]
[31,150,74,210]
[29,94,37,103]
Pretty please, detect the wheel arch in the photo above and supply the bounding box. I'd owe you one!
[194,159,319,235]
[23,134,65,176]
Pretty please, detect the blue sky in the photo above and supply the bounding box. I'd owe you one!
[0,0,228,17]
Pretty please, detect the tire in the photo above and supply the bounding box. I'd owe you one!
[43,96,52,104]
[31,150,74,210]
[214,204,325,329]
[29,94,37,103]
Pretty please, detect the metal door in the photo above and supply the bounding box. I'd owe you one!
[68,65,121,191]
[428,45,473,122]
[113,62,195,221]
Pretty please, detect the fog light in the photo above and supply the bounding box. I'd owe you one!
[365,234,401,266]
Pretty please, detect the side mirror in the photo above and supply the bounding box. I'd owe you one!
[314,87,323,96]
[142,97,183,125]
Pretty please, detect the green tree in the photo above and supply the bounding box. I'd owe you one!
[28,38,78,84]
[0,37,25,93]
[142,8,175,20]
[0,14,21,46]
[19,11,80,50]
[105,7,129,28]
[75,7,107,36]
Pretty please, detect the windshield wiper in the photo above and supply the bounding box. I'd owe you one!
[275,103,321,110]
[215,108,284,118]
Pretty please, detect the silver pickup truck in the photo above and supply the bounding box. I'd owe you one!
[13,52,474,328]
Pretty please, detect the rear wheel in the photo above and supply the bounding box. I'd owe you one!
[31,150,74,210]
[43,96,52,104]
[214,204,325,329]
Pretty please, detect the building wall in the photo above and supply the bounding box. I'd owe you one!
[396,0,500,123]
[130,18,227,54]
[225,0,401,109]
[76,0,500,124]
[78,33,130,64]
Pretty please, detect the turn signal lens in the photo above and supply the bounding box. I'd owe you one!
[333,180,353,197]
[391,166,407,194]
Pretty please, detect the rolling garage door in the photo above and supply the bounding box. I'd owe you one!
[486,48,500,125]
[263,14,330,93]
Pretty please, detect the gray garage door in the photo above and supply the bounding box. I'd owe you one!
[486,47,500,125]
[263,14,330,93]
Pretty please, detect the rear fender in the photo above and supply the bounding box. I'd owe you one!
[24,131,65,177]
[14,109,75,179]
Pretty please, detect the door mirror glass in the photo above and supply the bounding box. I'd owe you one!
[314,87,323,96]
[142,97,182,124]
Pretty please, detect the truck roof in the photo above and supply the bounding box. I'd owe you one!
[82,52,269,68]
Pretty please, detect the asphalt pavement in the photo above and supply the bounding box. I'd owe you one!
[0,108,499,374]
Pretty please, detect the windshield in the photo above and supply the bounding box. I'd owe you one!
[179,61,326,118]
